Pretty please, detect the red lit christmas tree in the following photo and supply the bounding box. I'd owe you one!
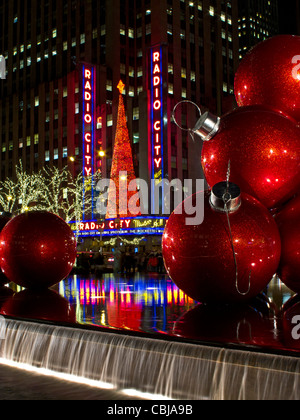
[106,81,140,219]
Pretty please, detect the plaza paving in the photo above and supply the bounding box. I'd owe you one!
[0,363,146,400]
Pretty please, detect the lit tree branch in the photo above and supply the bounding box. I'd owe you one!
[0,178,17,213]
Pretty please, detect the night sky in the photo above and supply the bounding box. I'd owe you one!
[278,0,300,34]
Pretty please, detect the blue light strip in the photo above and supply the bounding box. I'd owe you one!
[82,65,86,219]
[150,46,164,212]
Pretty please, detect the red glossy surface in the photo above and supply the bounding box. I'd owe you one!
[281,295,300,350]
[275,195,300,293]
[162,191,281,303]
[235,35,300,123]
[0,214,12,286]
[0,211,77,289]
[0,288,76,324]
[173,295,279,348]
[201,106,300,209]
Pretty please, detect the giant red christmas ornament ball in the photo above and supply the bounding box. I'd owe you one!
[200,106,300,209]
[162,183,281,304]
[173,295,278,349]
[0,289,76,324]
[281,295,300,350]
[275,194,300,294]
[0,211,77,289]
[234,35,300,124]
[0,213,12,286]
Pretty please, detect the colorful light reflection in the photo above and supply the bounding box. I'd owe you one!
[58,274,196,334]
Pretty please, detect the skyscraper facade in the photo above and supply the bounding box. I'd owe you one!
[0,0,239,187]
[238,0,279,58]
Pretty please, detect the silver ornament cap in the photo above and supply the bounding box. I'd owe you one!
[210,181,242,213]
[193,112,221,141]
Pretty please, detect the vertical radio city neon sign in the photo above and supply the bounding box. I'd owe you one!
[82,64,95,219]
[150,47,164,182]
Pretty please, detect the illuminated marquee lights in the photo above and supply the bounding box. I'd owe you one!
[150,47,164,182]
[82,65,96,219]
[69,217,167,237]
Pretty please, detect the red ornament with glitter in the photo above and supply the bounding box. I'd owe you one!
[0,212,12,286]
[162,182,281,304]
[0,289,76,324]
[0,211,77,289]
[235,35,300,124]
[275,194,300,294]
[198,105,300,210]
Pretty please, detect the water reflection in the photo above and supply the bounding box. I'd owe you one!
[2,273,300,354]
[55,273,196,334]
[1,288,76,324]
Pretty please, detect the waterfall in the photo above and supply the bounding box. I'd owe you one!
[1,318,300,400]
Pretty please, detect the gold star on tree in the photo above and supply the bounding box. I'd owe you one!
[117,80,125,94]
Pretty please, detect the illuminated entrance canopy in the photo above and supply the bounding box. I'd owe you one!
[70,217,167,237]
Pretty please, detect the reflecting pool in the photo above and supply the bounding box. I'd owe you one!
[1,273,300,355]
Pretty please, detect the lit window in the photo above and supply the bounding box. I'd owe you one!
[52,28,57,38]
[133,108,139,120]
[107,115,113,127]
[45,150,50,162]
[106,80,112,91]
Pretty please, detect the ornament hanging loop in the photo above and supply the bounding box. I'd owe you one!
[172,100,202,142]
[210,163,251,297]
[221,161,251,297]
[172,100,221,142]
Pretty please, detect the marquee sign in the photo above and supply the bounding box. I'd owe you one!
[150,47,164,183]
[70,217,167,237]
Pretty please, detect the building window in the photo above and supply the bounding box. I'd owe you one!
[45,150,50,161]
